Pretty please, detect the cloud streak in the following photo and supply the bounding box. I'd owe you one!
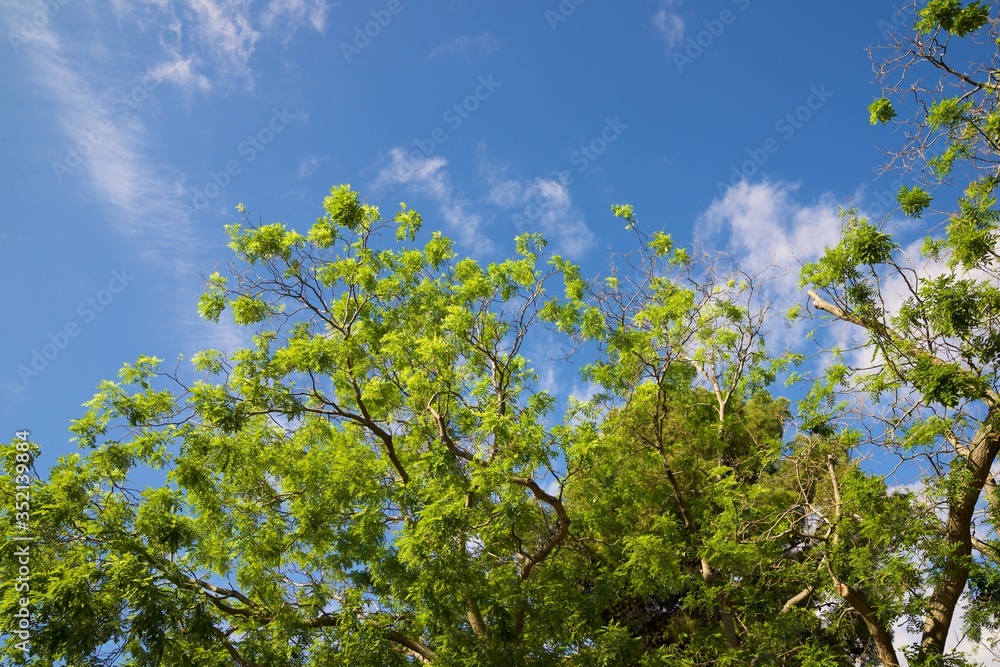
[427,32,500,60]
[652,0,685,49]
[0,0,321,356]
[375,148,493,252]
[488,175,594,259]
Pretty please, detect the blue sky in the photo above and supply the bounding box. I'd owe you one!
[8,1,997,660]
[1,1,915,467]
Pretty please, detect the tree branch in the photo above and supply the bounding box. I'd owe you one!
[835,582,901,667]
[780,585,815,614]
[510,476,570,579]
[387,629,439,663]
[806,290,999,406]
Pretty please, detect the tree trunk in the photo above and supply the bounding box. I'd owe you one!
[920,421,1000,658]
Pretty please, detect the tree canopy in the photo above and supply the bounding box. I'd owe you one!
[6,2,1000,666]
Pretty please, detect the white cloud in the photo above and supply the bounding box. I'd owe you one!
[476,147,594,259]
[699,180,842,295]
[100,0,331,92]
[703,181,988,369]
[261,0,330,34]
[697,180,856,357]
[297,154,325,178]
[3,1,250,357]
[26,38,185,245]
[487,176,594,259]
[375,148,493,252]
[146,57,212,92]
[652,0,685,49]
[186,0,261,87]
[894,597,1000,666]
[427,32,501,60]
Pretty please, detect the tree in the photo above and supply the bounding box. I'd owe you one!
[0,183,928,665]
[1,187,584,665]
[8,4,1000,664]
[798,2,1000,664]
[0,185,875,665]
[547,214,921,666]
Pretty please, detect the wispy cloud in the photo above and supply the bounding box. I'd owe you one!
[261,0,331,34]
[187,0,261,88]
[102,0,332,93]
[297,154,326,178]
[22,34,188,250]
[147,57,212,92]
[1,0,263,355]
[427,32,500,60]
[375,148,493,252]
[487,176,593,259]
[652,0,685,49]
[478,147,594,259]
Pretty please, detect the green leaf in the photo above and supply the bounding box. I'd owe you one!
[869,97,897,125]
[897,186,933,217]
[917,0,989,35]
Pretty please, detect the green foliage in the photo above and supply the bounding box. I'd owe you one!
[869,97,897,125]
[909,354,984,408]
[7,188,908,666]
[807,7,1000,663]
[927,97,971,131]
[800,210,897,323]
[898,185,933,217]
[323,183,368,230]
[944,176,1000,270]
[16,2,1000,656]
[916,0,990,36]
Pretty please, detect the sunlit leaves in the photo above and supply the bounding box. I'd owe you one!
[869,97,897,125]
[394,202,422,242]
[230,294,272,325]
[897,185,933,217]
[227,222,305,263]
[198,271,228,322]
[323,184,368,230]
[909,354,985,408]
[610,203,635,226]
[927,97,971,130]
[916,0,990,35]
